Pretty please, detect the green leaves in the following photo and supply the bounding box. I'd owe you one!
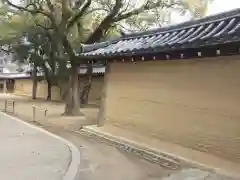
[0,0,211,65]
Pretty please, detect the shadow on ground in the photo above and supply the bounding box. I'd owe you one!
[0,94,99,130]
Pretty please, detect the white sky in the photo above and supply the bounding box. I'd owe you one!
[171,0,240,24]
[207,0,240,15]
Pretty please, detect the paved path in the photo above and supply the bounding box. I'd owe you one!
[45,126,174,180]
[162,168,237,180]
[0,114,72,180]
[43,126,238,180]
[0,94,238,180]
[0,114,237,180]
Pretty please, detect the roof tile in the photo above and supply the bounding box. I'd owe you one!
[81,8,240,58]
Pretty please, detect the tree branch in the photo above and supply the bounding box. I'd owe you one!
[83,7,109,16]
[113,0,178,22]
[45,0,55,12]
[67,0,92,30]
[35,21,53,31]
[40,0,59,31]
[3,0,51,18]
[72,0,85,10]
[117,23,135,33]
[3,0,59,32]
[109,0,124,18]
[85,0,123,43]
[118,0,131,17]
[61,34,77,60]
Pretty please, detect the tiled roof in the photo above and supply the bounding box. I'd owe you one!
[0,66,105,79]
[0,72,31,79]
[81,8,240,58]
[79,66,105,74]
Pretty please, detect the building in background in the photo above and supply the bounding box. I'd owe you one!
[0,50,106,104]
[3,67,104,103]
[0,50,19,92]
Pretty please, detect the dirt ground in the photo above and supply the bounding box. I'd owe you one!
[0,94,239,178]
[89,124,240,177]
[0,94,99,129]
[0,94,176,180]
[45,126,176,180]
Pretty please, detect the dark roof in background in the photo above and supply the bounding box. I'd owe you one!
[82,42,111,53]
[0,66,106,79]
[81,8,240,58]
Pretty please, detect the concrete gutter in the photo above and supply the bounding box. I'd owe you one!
[76,127,181,170]
[0,112,81,180]
[78,126,240,179]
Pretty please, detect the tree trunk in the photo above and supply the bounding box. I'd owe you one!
[80,83,92,104]
[42,63,52,101]
[80,64,93,105]
[46,79,52,100]
[63,66,81,116]
[32,63,37,99]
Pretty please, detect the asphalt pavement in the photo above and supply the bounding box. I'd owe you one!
[0,114,73,180]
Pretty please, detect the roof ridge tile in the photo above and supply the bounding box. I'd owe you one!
[81,8,240,58]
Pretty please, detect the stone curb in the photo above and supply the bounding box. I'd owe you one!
[75,127,182,170]
[77,127,240,179]
[0,112,81,180]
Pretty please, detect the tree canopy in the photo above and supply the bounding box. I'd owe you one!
[0,0,211,115]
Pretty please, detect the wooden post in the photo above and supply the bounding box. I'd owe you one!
[4,100,7,112]
[3,80,7,93]
[32,105,48,121]
[32,105,36,121]
[12,101,15,114]
[44,109,47,117]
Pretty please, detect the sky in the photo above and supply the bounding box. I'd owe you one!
[207,0,240,15]
[171,0,240,24]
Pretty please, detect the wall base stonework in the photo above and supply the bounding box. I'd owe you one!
[105,55,240,163]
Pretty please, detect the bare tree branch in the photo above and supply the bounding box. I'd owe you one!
[60,0,72,30]
[41,0,59,31]
[3,0,60,32]
[118,0,131,16]
[113,0,179,22]
[83,7,109,16]
[72,0,85,10]
[98,0,114,12]
[85,0,123,43]
[109,0,124,17]
[117,23,135,32]
[45,0,55,12]
[3,0,50,18]
[67,0,92,30]
[61,34,76,58]
[35,21,53,31]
